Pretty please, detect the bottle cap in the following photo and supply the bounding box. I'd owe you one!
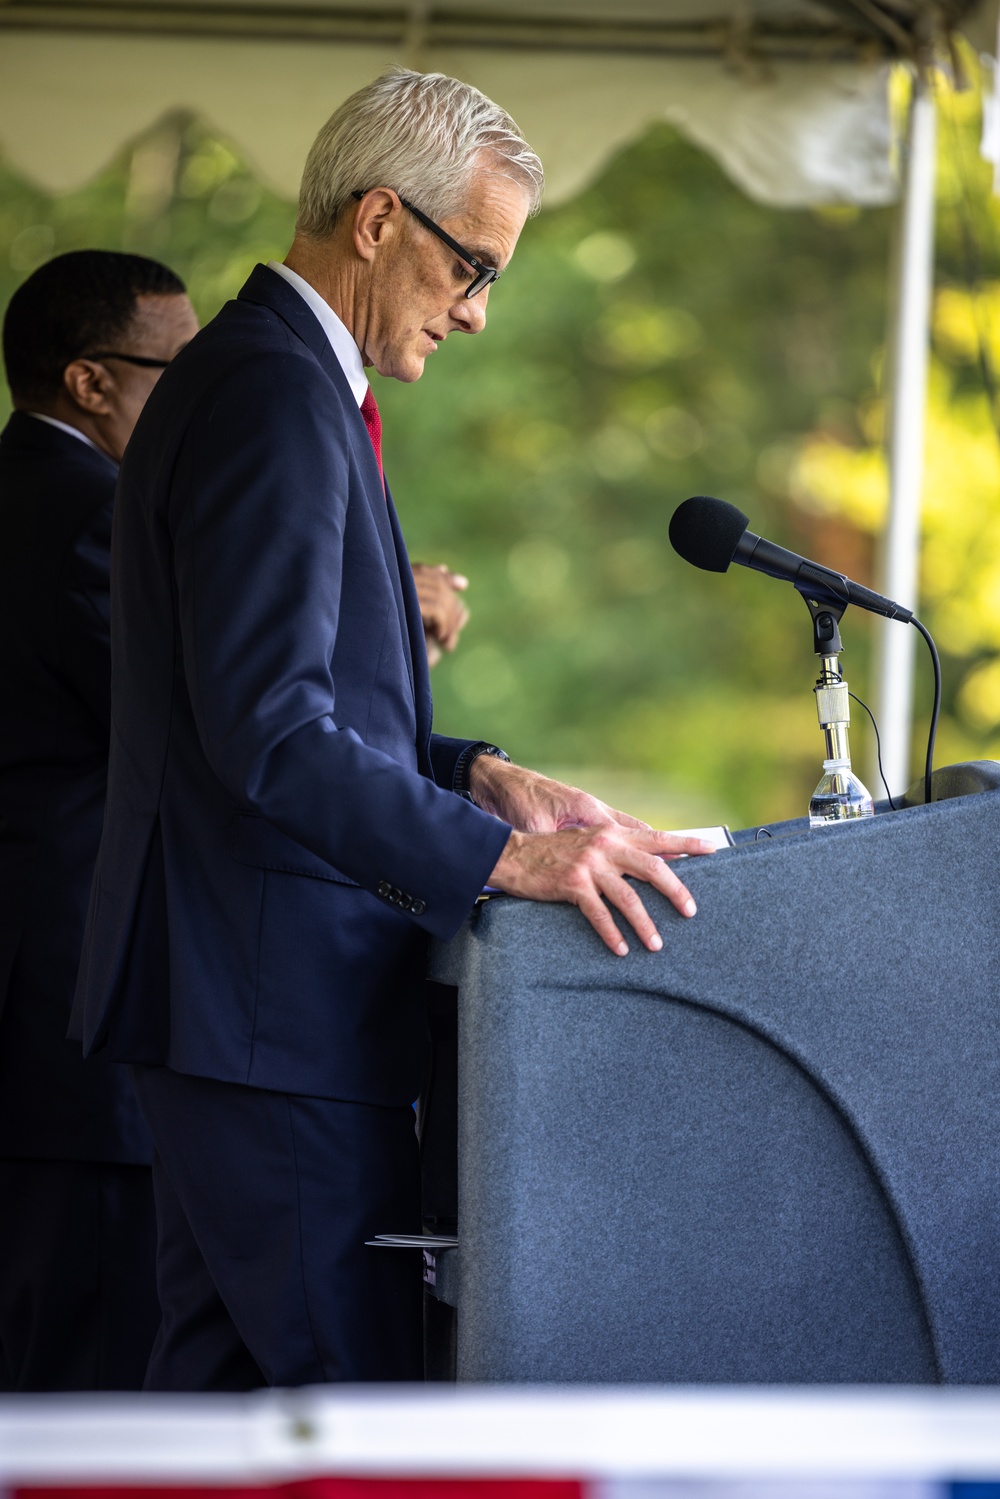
[822,758,851,771]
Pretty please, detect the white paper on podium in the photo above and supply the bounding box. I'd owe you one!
[365,1233,459,1250]
[668,825,734,852]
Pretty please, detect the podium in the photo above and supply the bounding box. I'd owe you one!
[427,789,1000,1383]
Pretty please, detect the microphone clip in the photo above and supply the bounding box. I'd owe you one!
[803,593,846,660]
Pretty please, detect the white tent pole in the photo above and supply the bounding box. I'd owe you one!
[872,75,936,799]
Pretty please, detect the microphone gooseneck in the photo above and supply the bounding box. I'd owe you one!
[669,494,913,624]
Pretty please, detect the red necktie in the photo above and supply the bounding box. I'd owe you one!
[361,385,383,484]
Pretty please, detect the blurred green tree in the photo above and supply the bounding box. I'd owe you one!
[2,68,994,828]
[785,66,1000,786]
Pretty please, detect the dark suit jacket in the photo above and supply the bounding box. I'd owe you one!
[0,413,150,1162]
[72,265,511,1105]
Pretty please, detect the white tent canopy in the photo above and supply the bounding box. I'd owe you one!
[0,0,994,208]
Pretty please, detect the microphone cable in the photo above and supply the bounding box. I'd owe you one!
[911,616,942,809]
[848,691,896,811]
[848,617,940,810]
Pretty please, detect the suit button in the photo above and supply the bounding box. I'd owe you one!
[398,893,412,912]
[411,899,426,916]
[377,881,391,899]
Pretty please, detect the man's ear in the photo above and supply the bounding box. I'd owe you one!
[63,359,114,416]
[352,188,402,265]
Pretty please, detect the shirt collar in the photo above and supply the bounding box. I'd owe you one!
[266,261,368,408]
[27,412,104,455]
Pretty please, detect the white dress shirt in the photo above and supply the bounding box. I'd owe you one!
[26,412,103,455]
[266,261,368,408]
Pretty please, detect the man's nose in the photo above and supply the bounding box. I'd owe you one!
[453,290,488,334]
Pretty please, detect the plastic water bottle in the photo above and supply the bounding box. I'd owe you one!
[808,757,874,829]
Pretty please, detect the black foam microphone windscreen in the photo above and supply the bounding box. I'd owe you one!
[668,495,749,573]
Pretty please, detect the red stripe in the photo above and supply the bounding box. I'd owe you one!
[15,1481,584,1499]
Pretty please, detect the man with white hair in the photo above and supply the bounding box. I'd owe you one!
[72,68,710,1388]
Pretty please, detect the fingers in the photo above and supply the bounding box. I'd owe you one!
[608,807,652,831]
[421,599,468,648]
[576,833,700,955]
[576,889,631,957]
[614,836,700,917]
[642,857,699,920]
[598,872,665,953]
[413,565,469,635]
[487,823,708,958]
[645,830,716,858]
[439,600,470,651]
[576,865,696,957]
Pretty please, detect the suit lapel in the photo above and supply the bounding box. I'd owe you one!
[386,485,429,739]
[237,265,418,709]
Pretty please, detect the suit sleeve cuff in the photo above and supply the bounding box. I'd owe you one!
[428,733,509,794]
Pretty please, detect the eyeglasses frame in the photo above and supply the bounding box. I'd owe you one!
[351,189,500,299]
[79,352,172,369]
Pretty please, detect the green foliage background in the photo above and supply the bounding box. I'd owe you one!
[2,67,998,829]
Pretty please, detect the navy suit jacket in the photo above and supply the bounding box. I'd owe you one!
[0,413,150,1162]
[72,265,511,1105]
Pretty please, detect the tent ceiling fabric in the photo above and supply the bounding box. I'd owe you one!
[0,0,995,207]
[0,0,988,53]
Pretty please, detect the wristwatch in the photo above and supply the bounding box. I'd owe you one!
[454,741,510,802]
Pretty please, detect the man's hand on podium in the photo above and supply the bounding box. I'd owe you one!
[469,758,714,957]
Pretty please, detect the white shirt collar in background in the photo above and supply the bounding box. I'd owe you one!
[267,261,368,408]
[27,412,104,455]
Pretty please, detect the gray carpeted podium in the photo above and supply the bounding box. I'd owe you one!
[427,786,1000,1383]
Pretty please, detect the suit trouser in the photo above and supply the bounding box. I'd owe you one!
[129,1064,423,1390]
[0,1158,158,1391]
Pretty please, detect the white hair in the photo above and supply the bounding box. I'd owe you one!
[296,67,544,237]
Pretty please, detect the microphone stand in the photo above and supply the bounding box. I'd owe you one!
[803,596,875,824]
[805,597,851,765]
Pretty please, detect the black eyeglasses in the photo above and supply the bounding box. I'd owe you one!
[352,190,500,299]
[80,352,172,369]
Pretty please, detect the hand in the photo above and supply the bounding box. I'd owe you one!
[471,758,714,955]
[488,824,714,957]
[412,563,469,667]
[468,758,649,834]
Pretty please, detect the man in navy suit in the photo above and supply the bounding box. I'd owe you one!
[73,69,709,1389]
[0,250,199,1389]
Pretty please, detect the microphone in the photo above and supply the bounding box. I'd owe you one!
[668,495,913,623]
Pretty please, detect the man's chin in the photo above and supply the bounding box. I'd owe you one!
[370,348,427,383]
[395,359,427,384]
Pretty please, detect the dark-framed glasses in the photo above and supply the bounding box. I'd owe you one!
[80,352,172,369]
[352,190,500,299]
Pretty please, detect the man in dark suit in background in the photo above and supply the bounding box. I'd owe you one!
[0,251,199,1389]
[73,69,710,1390]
